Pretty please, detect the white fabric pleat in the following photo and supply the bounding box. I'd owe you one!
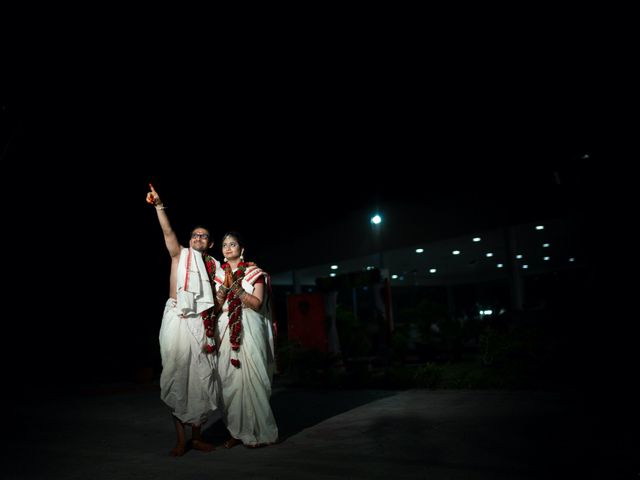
[159,299,218,425]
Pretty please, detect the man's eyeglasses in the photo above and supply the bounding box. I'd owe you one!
[191,233,210,240]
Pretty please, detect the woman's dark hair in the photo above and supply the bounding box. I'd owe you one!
[221,231,244,248]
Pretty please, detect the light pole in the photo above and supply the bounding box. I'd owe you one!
[369,212,394,341]
[370,213,383,268]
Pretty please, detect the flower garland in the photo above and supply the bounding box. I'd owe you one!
[201,253,218,354]
[221,261,255,368]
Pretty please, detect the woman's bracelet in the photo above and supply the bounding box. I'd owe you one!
[239,291,251,308]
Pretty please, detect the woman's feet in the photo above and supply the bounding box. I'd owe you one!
[223,436,278,449]
[245,439,278,449]
[245,443,267,449]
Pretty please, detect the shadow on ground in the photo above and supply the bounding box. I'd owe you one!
[201,386,397,445]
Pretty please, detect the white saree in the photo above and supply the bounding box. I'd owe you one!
[214,264,278,445]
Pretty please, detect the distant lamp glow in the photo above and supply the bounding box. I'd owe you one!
[543,243,550,248]
[429,268,437,273]
[569,257,575,262]
[522,264,529,269]
[370,214,382,225]
[452,250,461,255]
[329,273,336,277]
[497,263,504,268]
[535,225,544,230]
[485,252,493,257]
[543,256,550,261]
[330,265,338,270]
[473,237,481,242]
[391,274,398,279]
[415,248,424,253]
[516,254,523,259]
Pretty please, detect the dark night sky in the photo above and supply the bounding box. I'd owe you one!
[4,87,603,238]
[4,87,605,268]
[2,28,638,479]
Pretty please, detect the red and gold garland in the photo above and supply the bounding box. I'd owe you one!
[221,261,255,368]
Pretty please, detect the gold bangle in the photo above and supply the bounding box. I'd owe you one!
[239,291,249,306]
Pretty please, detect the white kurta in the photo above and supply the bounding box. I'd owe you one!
[215,266,278,445]
[159,248,220,425]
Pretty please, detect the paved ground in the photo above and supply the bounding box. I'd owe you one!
[3,382,638,479]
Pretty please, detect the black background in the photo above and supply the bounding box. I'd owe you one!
[1,34,625,396]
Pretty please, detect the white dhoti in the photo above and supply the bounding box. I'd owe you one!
[159,298,218,425]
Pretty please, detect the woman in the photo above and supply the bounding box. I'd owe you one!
[214,232,278,448]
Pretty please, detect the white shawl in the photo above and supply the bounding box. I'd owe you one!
[176,247,216,315]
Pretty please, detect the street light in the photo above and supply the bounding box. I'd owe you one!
[370,213,383,268]
[368,212,393,339]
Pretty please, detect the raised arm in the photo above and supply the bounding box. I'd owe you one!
[147,183,181,258]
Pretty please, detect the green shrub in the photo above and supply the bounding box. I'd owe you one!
[413,362,444,389]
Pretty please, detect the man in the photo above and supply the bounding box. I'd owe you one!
[146,183,220,456]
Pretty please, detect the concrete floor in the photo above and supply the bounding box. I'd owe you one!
[4,382,638,479]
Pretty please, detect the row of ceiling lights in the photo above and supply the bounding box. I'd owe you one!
[327,224,577,279]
